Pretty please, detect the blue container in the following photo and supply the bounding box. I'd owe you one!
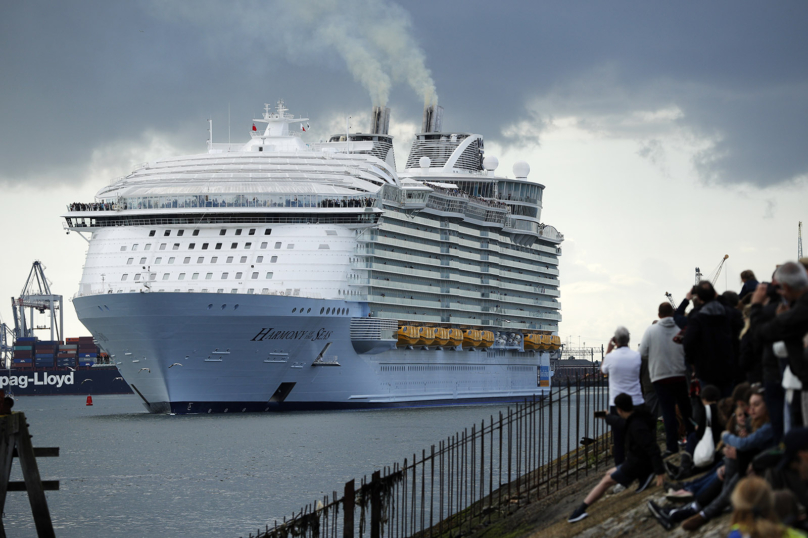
[16,337,37,343]
[13,346,33,351]
[79,353,98,358]
[78,362,94,367]
[13,359,32,364]
[35,354,55,359]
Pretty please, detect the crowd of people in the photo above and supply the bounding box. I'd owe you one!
[567,259,808,537]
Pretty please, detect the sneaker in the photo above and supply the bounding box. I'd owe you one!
[567,503,588,523]
[636,472,656,493]
[681,512,707,531]
[647,500,674,531]
[663,480,682,492]
[668,504,698,523]
[664,460,680,480]
[612,483,627,494]
[665,489,694,501]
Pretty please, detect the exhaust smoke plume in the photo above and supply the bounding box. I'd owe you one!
[159,0,437,107]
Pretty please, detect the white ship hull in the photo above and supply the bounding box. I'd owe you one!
[75,293,551,414]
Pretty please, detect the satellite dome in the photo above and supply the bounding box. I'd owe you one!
[513,161,530,178]
[419,156,431,169]
[482,156,499,171]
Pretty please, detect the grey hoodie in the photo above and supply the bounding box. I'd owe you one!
[638,317,687,383]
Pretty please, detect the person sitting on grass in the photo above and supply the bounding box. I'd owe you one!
[568,392,665,523]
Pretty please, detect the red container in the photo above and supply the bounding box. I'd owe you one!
[13,350,32,358]
[66,337,80,344]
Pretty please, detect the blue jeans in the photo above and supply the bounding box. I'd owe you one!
[653,379,694,453]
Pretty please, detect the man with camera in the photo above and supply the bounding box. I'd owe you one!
[601,326,644,465]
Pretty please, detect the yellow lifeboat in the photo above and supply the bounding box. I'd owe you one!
[397,326,419,346]
[524,334,541,350]
[540,335,554,350]
[433,327,450,346]
[549,335,561,350]
[462,329,482,348]
[447,328,463,346]
[479,331,495,348]
[417,326,437,346]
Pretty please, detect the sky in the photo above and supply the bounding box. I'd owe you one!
[1,0,806,350]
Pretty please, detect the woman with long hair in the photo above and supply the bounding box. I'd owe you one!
[728,476,804,538]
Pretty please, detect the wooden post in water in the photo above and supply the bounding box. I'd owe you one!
[343,479,355,538]
[370,470,381,538]
[0,412,59,538]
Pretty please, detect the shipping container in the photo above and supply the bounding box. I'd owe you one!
[16,337,37,343]
[12,359,33,364]
[13,345,33,351]
[13,351,33,358]
[79,353,98,358]
[58,345,78,350]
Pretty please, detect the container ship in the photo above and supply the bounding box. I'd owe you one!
[5,336,132,396]
[62,100,563,414]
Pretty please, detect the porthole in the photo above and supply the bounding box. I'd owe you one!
[320,307,324,314]
[326,308,330,314]
[234,304,239,310]
[292,308,297,313]
[307,308,311,313]
[207,304,213,309]
[221,304,226,310]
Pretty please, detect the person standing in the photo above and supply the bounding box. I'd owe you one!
[640,302,694,457]
[601,326,644,464]
[739,270,759,300]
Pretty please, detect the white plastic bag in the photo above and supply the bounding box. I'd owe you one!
[693,405,715,468]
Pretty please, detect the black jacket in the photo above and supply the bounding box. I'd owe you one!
[751,292,808,384]
[683,300,735,386]
[693,402,723,447]
[606,407,664,475]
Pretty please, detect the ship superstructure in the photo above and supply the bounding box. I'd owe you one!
[62,101,563,414]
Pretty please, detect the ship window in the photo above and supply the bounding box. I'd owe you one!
[164,230,171,236]
[168,257,175,264]
[256,256,263,263]
[292,308,297,313]
[215,243,222,250]
[248,229,255,235]
[217,289,223,293]
[251,272,258,279]
[326,230,337,236]
[220,229,226,236]
[134,274,141,281]
[172,243,180,250]
[205,273,213,280]
[120,246,127,251]
[264,229,272,235]
[144,244,151,251]
[189,243,195,250]
[221,272,230,279]
[231,243,238,249]
[211,257,218,263]
[178,273,186,280]
[266,272,273,279]
[149,230,156,237]
[245,243,252,249]
[183,257,190,264]
[274,242,282,249]
[235,272,243,279]
[121,274,128,281]
[287,244,295,249]
[139,257,147,264]
[154,257,162,264]
[177,230,185,237]
[240,256,247,263]
[318,244,330,249]
[235,229,242,236]
[320,307,324,314]
[270,256,278,263]
[193,230,199,236]
[159,244,166,250]
[307,308,311,313]
[197,257,204,263]
[132,244,138,251]
[326,308,330,314]
[226,256,233,263]
[260,242,268,249]
[247,289,254,294]
[202,243,209,250]
[192,273,199,280]
[127,258,134,265]
[162,273,170,280]
[231,289,237,293]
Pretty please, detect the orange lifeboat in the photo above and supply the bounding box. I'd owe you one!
[523,334,540,350]
[549,335,561,350]
[397,326,419,346]
[433,327,450,346]
[540,335,553,350]
[479,331,495,348]
[462,329,482,348]
[447,328,463,346]
[417,327,437,346]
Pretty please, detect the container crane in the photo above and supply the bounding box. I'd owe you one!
[11,261,63,342]
[664,254,729,309]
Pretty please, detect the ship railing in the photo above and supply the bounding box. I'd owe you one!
[244,370,611,538]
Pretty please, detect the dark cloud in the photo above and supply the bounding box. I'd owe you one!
[2,1,806,188]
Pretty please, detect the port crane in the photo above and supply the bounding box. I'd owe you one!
[799,221,803,259]
[10,261,64,343]
[0,316,13,368]
[665,254,729,308]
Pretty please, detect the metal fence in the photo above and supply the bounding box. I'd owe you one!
[243,368,610,538]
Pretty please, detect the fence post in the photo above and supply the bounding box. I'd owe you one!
[344,479,355,538]
[371,470,381,538]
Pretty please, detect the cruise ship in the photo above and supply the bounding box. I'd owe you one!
[62,101,563,414]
